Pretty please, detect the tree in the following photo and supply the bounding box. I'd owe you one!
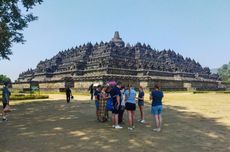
[218,62,230,82]
[0,74,11,84]
[0,0,43,60]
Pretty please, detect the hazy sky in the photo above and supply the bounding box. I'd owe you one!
[1,0,230,81]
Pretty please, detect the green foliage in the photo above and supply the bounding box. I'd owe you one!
[216,91,230,94]
[218,62,230,82]
[193,91,230,94]
[0,0,43,60]
[193,91,209,94]
[0,74,11,83]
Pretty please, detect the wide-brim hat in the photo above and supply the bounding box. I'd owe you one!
[107,81,117,86]
[93,83,100,87]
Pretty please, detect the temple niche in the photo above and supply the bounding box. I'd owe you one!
[17,31,220,91]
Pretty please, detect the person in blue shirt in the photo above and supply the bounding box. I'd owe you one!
[2,82,11,121]
[110,82,123,129]
[124,84,136,131]
[150,84,164,132]
[137,86,145,123]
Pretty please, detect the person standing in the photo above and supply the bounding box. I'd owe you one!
[2,82,11,121]
[124,85,136,131]
[99,86,109,122]
[118,85,125,124]
[94,85,102,120]
[65,87,72,103]
[105,86,112,120]
[150,84,164,132]
[110,82,123,129]
[137,86,145,123]
[88,84,94,100]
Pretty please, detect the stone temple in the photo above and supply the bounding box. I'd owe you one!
[14,31,220,91]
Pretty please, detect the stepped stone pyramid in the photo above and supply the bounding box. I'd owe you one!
[16,32,219,91]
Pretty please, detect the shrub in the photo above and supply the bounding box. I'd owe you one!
[193,91,209,94]
[0,95,49,100]
[216,91,230,94]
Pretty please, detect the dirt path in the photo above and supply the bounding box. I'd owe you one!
[0,95,230,152]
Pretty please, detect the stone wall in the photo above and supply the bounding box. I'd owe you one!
[183,83,193,90]
[139,81,149,92]
[12,83,31,90]
[12,75,222,92]
[221,82,230,90]
[147,79,185,91]
[84,69,107,76]
[191,81,218,90]
[74,81,103,92]
[39,82,65,92]
[107,68,137,76]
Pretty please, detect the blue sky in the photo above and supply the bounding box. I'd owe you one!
[1,0,230,81]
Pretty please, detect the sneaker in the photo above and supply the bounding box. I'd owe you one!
[10,108,16,111]
[115,125,123,129]
[2,117,7,121]
[138,119,142,122]
[128,127,133,131]
[153,128,161,132]
[132,125,135,129]
[140,120,145,124]
[112,125,115,128]
[153,128,158,131]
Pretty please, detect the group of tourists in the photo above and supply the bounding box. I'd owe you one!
[1,81,163,133]
[92,82,164,132]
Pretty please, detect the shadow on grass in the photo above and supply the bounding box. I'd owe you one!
[0,99,229,152]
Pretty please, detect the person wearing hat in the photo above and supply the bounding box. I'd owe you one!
[2,82,11,121]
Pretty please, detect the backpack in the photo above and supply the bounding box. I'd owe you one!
[106,98,114,111]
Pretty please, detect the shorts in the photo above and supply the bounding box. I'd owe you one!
[112,103,120,114]
[125,102,136,111]
[120,105,125,111]
[2,103,7,109]
[95,101,99,109]
[138,101,144,106]
[151,105,163,115]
